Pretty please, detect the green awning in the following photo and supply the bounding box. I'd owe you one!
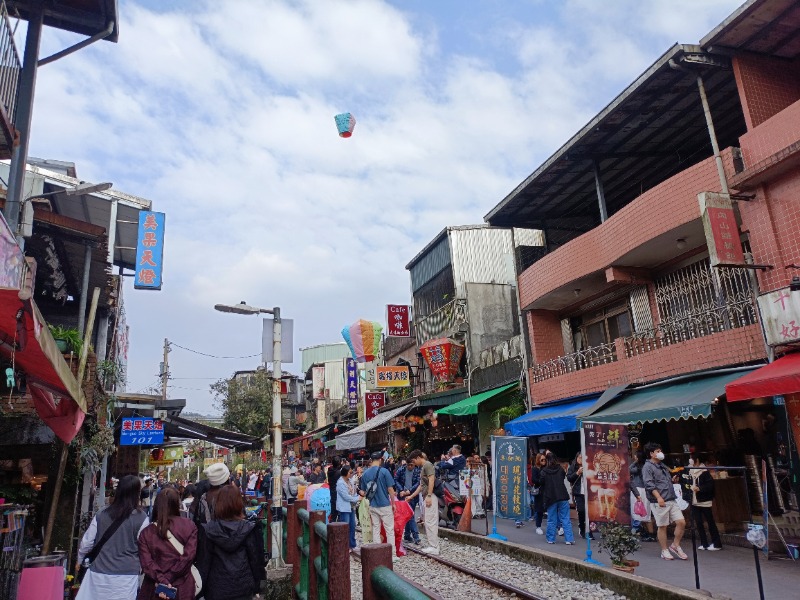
[585,369,757,425]
[436,383,518,417]
[323,439,337,448]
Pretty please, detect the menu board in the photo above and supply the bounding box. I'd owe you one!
[581,421,630,531]
[491,436,527,521]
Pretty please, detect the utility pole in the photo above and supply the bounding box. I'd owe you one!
[161,338,170,401]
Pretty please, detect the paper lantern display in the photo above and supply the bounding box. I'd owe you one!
[341,319,383,363]
[419,337,465,382]
[334,112,356,138]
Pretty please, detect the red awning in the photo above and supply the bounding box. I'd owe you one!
[725,354,800,402]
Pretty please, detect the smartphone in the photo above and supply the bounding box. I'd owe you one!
[155,584,177,599]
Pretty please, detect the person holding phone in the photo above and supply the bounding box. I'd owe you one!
[138,487,198,600]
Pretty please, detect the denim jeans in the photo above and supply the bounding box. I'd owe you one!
[404,498,420,540]
[338,511,357,548]
[546,501,574,543]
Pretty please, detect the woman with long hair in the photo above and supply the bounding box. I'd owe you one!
[198,485,266,600]
[530,453,546,534]
[567,452,592,539]
[138,487,198,600]
[76,475,149,600]
[540,454,575,545]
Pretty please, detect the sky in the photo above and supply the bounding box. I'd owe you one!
[23,0,744,414]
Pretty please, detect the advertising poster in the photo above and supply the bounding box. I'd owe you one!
[581,421,630,531]
[491,436,527,521]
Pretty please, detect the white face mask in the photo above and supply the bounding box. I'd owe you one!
[688,459,695,467]
[655,452,665,461]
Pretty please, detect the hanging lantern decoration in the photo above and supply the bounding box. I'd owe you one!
[341,319,383,363]
[334,112,356,138]
[419,337,465,382]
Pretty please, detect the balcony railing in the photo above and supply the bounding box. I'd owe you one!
[415,298,467,345]
[0,1,20,127]
[531,342,617,383]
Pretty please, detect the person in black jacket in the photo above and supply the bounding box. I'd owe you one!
[567,452,593,540]
[530,453,546,535]
[687,455,722,551]
[199,485,265,600]
[328,456,342,522]
[541,454,575,545]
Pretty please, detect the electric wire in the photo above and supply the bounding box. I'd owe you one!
[169,342,260,360]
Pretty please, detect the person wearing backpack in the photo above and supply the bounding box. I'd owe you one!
[358,451,397,547]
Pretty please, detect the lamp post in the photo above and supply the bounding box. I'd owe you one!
[214,301,284,568]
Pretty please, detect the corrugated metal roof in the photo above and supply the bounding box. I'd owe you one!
[450,227,515,298]
[324,359,346,400]
[409,234,451,293]
[301,343,350,373]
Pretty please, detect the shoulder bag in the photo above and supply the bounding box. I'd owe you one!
[167,530,203,598]
[77,512,129,582]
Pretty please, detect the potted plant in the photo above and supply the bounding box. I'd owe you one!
[48,324,82,355]
[597,520,641,572]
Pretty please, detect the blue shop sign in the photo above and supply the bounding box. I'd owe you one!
[120,417,165,445]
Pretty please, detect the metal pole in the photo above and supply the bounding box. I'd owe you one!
[270,307,285,567]
[696,75,730,195]
[162,338,169,401]
[1,4,42,233]
[593,160,608,223]
[77,243,92,336]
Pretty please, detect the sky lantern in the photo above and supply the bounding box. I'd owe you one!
[341,319,383,363]
[334,112,356,138]
[419,337,465,382]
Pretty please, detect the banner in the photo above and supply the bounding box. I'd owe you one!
[581,421,630,532]
[134,211,166,290]
[365,391,385,420]
[757,287,800,346]
[387,304,411,337]
[491,436,527,521]
[345,357,359,410]
[120,418,164,445]
[699,192,744,267]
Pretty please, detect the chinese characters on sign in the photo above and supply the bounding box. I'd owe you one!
[581,422,630,531]
[345,357,359,410]
[120,418,165,445]
[757,286,800,346]
[699,192,745,267]
[491,435,527,521]
[419,339,465,382]
[376,365,410,388]
[386,304,411,337]
[134,211,166,290]
[365,391,385,421]
[312,366,326,400]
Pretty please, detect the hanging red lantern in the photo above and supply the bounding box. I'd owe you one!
[419,337,465,382]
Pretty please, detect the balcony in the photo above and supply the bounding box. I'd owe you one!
[0,2,19,157]
[415,298,467,345]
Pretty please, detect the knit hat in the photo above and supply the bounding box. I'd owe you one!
[205,462,230,486]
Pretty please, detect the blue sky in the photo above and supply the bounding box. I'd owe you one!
[22,0,743,413]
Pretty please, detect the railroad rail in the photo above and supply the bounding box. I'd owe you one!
[405,546,550,600]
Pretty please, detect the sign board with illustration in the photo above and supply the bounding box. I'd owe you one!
[581,421,630,532]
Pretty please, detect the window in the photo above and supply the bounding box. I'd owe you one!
[574,300,633,349]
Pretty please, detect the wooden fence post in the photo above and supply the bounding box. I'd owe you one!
[327,522,351,600]
[308,510,326,600]
[360,543,392,600]
[291,500,307,596]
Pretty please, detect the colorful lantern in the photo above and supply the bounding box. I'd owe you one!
[341,319,383,363]
[334,112,356,138]
[419,337,465,382]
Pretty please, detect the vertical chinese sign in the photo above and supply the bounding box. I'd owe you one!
[757,287,800,346]
[491,435,527,521]
[386,304,411,337]
[134,211,166,290]
[345,357,359,410]
[581,422,630,532]
[699,192,745,267]
[312,366,325,400]
[365,392,385,421]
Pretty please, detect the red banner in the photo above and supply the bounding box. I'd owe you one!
[701,192,745,266]
[581,421,630,531]
[365,392,385,420]
[387,304,411,337]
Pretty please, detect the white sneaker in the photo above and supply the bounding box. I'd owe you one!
[558,527,564,536]
[536,527,544,535]
[420,546,440,555]
[706,544,721,551]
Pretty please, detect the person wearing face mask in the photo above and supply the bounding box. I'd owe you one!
[642,442,686,561]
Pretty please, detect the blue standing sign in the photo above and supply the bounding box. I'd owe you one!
[120,417,165,445]
[492,435,528,521]
[134,211,166,290]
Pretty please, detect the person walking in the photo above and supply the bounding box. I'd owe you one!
[541,454,575,545]
[76,475,149,600]
[336,465,361,549]
[629,449,656,542]
[642,442,686,561]
[567,452,593,540]
[328,457,342,521]
[687,455,722,551]
[407,450,438,555]
[395,458,422,545]
[198,485,266,600]
[358,451,397,548]
[138,488,198,600]
[530,453,546,535]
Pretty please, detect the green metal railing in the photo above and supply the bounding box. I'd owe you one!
[282,506,288,562]
[313,520,330,600]
[295,508,312,600]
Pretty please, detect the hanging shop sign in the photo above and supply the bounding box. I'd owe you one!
[203,457,224,467]
[312,366,326,399]
[345,357,359,410]
[581,421,630,532]
[699,192,745,267]
[365,392,385,420]
[757,286,800,346]
[134,211,166,290]
[162,446,184,461]
[120,418,164,445]
[419,337,464,382]
[386,304,411,337]
[491,435,527,521]
[364,361,377,390]
[147,459,174,467]
[376,366,410,388]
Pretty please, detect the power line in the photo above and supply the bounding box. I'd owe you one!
[170,342,260,360]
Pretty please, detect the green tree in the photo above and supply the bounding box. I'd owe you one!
[210,371,273,438]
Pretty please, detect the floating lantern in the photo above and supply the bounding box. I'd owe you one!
[341,319,383,363]
[334,112,356,138]
[419,337,465,382]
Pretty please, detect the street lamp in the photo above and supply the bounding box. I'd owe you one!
[214,300,285,568]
